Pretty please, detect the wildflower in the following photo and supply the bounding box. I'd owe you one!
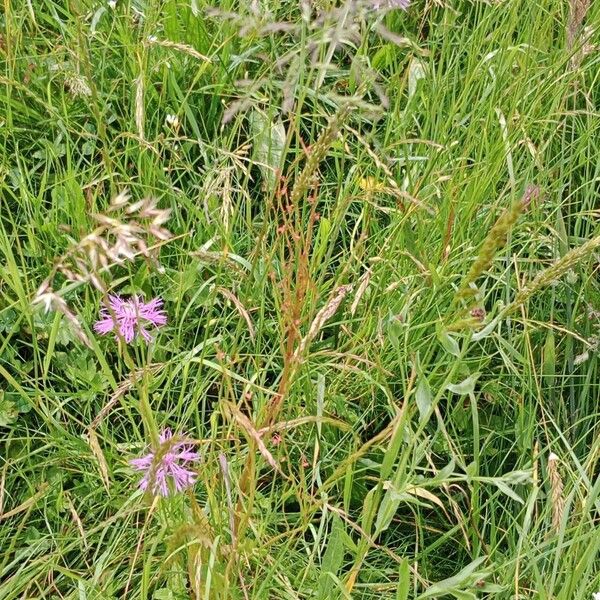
[130,428,200,496]
[94,295,166,343]
[593,593,600,600]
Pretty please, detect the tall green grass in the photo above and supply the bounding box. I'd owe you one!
[1,0,599,598]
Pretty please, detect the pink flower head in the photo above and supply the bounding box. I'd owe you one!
[94,295,166,343]
[130,428,200,497]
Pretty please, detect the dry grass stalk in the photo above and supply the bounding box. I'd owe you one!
[0,482,49,522]
[257,414,352,436]
[191,249,246,274]
[146,36,211,62]
[566,0,590,50]
[295,283,352,358]
[49,190,171,291]
[223,402,285,477]
[233,106,355,545]
[350,269,371,316]
[85,430,111,492]
[217,287,256,341]
[32,281,92,348]
[218,453,236,544]
[265,106,354,419]
[91,363,163,429]
[135,75,145,141]
[547,452,565,533]
[233,109,355,541]
[64,494,89,550]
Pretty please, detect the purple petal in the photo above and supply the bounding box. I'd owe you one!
[130,454,154,470]
[143,311,167,328]
[149,313,167,327]
[130,428,200,497]
[139,298,167,326]
[170,464,197,491]
[159,428,173,443]
[119,320,136,343]
[139,327,153,342]
[157,471,169,497]
[143,298,163,311]
[95,295,166,345]
[94,316,116,334]
[174,449,200,462]
[108,294,127,313]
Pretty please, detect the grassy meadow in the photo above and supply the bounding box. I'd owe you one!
[1,0,599,597]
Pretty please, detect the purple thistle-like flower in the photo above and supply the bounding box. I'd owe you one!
[130,429,200,497]
[94,295,166,343]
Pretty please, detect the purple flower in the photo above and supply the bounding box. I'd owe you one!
[94,295,166,343]
[130,429,200,497]
[372,0,411,9]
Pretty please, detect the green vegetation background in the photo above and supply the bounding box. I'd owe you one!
[0,0,599,598]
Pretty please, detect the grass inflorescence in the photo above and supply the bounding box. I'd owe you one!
[1,0,599,598]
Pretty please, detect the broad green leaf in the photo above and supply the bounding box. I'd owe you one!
[418,557,487,598]
[250,110,286,193]
[446,374,480,395]
[372,44,394,70]
[361,486,379,533]
[0,391,19,427]
[317,514,345,600]
[493,480,524,504]
[408,57,426,100]
[433,459,456,483]
[415,379,432,424]
[374,486,401,536]
[472,315,500,341]
[437,328,461,357]
[0,308,17,333]
[313,216,332,267]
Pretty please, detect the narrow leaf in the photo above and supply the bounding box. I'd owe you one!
[396,558,410,600]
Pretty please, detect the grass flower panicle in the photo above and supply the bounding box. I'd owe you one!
[130,428,200,497]
[372,0,411,10]
[94,295,167,343]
